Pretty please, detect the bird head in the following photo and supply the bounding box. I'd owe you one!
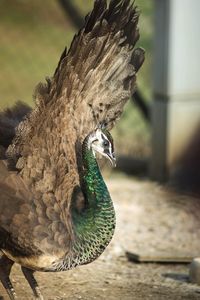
[88,128,116,167]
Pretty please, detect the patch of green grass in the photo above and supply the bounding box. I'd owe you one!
[0,0,74,108]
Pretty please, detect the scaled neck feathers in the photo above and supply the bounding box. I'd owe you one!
[50,132,115,271]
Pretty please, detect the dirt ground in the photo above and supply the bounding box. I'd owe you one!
[1,178,200,300]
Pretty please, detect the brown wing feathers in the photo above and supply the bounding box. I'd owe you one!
[0,102,30,149]
[53,0,144,136]
[6,0,144,166]
[0,0,144,279]
[0,102,31,161]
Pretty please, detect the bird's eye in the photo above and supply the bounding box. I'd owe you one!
[103,140,109,147]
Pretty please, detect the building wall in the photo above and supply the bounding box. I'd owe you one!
[151,0,200,188]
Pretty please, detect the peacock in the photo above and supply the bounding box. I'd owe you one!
[0,0,144,299]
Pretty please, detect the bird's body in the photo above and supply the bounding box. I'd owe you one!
[0,129,115,273]
[0,0,144,298]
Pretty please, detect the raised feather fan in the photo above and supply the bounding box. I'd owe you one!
[7,0,144,165]
[0,1,144,299]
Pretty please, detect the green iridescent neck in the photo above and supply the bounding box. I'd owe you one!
[70,135,116,266]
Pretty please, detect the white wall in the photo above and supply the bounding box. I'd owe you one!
[151,0,200,180]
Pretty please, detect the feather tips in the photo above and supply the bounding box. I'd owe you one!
[52,0,145,135]
[7,0,144,165]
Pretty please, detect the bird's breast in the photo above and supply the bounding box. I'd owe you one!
[2,249,67,271]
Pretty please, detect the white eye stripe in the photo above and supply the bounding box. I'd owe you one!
[90,129,114,153]
[109,144,113,154]
[101,134,109,143]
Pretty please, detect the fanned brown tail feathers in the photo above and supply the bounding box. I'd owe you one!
[0,102,31,158]
[7,0,145,165]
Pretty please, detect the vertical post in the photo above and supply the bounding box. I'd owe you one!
[151,0,200,182]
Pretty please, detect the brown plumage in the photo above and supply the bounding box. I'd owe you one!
[0,102,31,159]
[0,0,144,299]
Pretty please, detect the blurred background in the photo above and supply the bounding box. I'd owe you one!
[0,0,199,195]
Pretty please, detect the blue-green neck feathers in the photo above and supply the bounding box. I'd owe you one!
[70,134,116,267]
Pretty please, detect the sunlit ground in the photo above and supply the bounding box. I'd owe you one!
[1,178,200,300]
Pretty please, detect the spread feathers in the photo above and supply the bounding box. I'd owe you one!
[0,1,144,298]
[0,0,145,258]
[7,0,144,165]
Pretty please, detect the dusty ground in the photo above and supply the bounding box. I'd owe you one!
[1,178,200,300]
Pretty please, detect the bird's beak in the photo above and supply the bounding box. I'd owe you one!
[107,153,116,168]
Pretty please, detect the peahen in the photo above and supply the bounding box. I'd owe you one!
[0,0,144,299]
